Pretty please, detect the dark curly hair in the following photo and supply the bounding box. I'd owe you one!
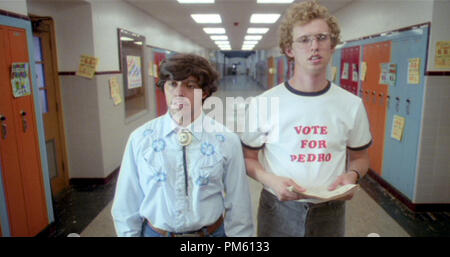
[157,53,219,99]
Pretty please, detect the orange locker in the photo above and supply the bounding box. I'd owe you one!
[0,25,49,236]
[267,56,275,88]
[361,41,391,176]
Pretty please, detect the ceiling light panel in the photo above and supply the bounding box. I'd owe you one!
[245,35,263,40]
[215,41,230,45]
[243,41,258,45]
[178,0,215,3]
[247,28,269,34]
[257,0,294,3]
[210,35,228,40]
[191,14,222,24]
[250,14,280,24]
[203,28,226,34]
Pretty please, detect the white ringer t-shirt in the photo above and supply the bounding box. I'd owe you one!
[240,81,372,202]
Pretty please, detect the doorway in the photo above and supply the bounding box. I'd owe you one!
[30,16,69,198]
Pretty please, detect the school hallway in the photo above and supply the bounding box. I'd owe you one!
[1,1,449,239]
[50,75,446,238]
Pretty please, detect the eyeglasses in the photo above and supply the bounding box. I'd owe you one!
[294,32,333,48]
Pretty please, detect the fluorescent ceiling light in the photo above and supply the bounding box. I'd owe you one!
[242,47,254,50]
[220,47,231,50]
[191,14,222,23]
[203,28,226,34]
[134,41,143,45]
[210,35,228,40]
[120,36,134,41]
[250,14,280,24]
[178,0,215,3]
[243,41,258,45]
[245,35,263,40]
[247,28,269,34]
[215,41,230,45]
[257,0,294,3]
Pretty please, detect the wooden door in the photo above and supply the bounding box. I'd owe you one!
[267,57,275,88]
[31,17,69,198]
[361,41,391,176]
[0,25,48,236]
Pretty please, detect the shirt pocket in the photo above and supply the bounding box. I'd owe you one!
[193,151,224,188]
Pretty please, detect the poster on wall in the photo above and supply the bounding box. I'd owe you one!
[435,41,450,69]
[11,62,31,98]
[408,58,421,84]
[76,55,99,79]
[126,55,142,89]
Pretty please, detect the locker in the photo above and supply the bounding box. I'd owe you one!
[381,27,429,199]
[330,48,342,86]
[0,25,48,236]
[361,41,391,176]
[340,46,360,95]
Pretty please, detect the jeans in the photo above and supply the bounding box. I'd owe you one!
[141,221,227,237]
[257,189,346,237]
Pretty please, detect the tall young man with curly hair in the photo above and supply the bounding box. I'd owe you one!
[240,1,372,236]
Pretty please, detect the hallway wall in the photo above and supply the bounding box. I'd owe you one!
[0,0,27,16]
[26,0,209,179]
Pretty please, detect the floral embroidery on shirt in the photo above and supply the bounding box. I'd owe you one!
[215,134,225,143]
[200,142,215,156]
[152,138,166,152]
[154,168,167,182]
[196,175,209,186]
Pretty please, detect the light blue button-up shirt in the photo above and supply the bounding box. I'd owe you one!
[111,112,253,237]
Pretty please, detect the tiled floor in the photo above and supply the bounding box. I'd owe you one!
[47,75,449,237]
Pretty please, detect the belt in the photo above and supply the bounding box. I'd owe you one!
[147,216,223,237]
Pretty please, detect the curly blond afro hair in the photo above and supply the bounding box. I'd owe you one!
[279,0,341,60]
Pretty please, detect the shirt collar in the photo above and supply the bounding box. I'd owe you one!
[162,112,204,141]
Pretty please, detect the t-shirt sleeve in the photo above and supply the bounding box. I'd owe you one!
[347,100,372,150]
[238,97,269,149]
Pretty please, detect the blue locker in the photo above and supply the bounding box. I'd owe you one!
[331,48,342,86]
[382,26,429,200]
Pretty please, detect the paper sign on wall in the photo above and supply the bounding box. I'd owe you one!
[352,63,359,82]
[408,58,421,84]
[341,63,349,80]
[380,63,397,86]
[76,55,99,79]
[391,115,406,141]
[109,77,122,106]
[435,41,450,69]
[360,62,367,81]
[11,62,31,98]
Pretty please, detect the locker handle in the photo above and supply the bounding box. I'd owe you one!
[20,111,28,133]
[0,115,6,140]
[406,98,411,115]
[395,97,400,112]
[379,93,384,105]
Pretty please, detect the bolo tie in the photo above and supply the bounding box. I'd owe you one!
[177,128,192,196]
